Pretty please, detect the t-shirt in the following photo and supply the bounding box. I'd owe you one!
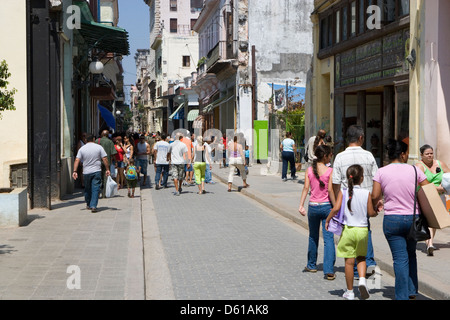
[307,166,332,203]
[332,146,378,191]
[168,140,188,165]
[76,143,107,175]
[282,138,295,153]
[97,137,117,166]
[181,137,193,163]
[343,186,370,227]
[373,164,427,216]
[154,141,170,165]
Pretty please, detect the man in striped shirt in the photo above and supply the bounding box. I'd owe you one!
[332,125,378,273]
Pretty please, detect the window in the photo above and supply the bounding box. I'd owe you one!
[384,0,396,23]
[342,6,348,41]
[351,1,356,37]
[170,0,177,11]
[399,0,410,16]
[182,56,190,68]
[190,0,203,12]
[359,0,365,34]
[335,11,340,44]
[191,19,197,30]
[170,19,177,33]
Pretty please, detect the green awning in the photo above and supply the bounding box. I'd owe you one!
[203,93,234,113]
[187,109,199,121]
[74,1,130,56]
[169,102,186,121]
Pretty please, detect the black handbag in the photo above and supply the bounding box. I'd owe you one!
[408,165,431,242]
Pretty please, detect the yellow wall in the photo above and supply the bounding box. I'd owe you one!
[307,1,334,139]
[0,0,28,188]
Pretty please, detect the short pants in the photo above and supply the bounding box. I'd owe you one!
[126,179,137,188]
[136,158,148,175]
[337,225,369,259]
[171,164,185,181]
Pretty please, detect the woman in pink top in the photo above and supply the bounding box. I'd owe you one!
[372,139,429,300]
[299,145,336,280]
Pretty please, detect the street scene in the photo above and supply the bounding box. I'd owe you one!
[1,0,450,305]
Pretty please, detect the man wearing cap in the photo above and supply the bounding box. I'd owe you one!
[136,134,151,186]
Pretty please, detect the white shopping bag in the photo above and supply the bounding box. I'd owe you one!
[105,175,118,198]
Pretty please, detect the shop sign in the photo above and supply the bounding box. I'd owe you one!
[335,28,410,88]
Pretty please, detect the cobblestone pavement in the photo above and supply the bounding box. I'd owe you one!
[0,169,435,301]
[144,179,401,300]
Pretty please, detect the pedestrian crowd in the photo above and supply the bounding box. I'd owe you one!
[73,129,250,204]
[73,124,449,301]
[295,125,450,300]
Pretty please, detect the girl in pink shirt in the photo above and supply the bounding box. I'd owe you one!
[299,145,336,280]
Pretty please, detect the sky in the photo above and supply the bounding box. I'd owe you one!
[117,0,150,104]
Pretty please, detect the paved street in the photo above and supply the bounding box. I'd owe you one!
[0,168,404,301]
[2,162,448,300]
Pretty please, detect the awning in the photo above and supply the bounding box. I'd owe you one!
[97,103,116,130]
[203,93,235,113]
[168,102,185,121]
[187,109,199,122]
[74,1,130,56]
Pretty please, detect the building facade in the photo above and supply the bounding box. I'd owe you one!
[410,0,450,164]
[0,0,129,209]
[144,0,201,134]
[308,0,411,167]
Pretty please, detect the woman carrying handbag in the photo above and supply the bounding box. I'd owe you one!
[371,139,430,300]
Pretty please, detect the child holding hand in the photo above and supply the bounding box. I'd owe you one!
[326,165,378,300]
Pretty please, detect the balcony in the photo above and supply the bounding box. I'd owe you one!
[203,41,237,75]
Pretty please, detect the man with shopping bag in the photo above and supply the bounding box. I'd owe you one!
[73,134,111,213]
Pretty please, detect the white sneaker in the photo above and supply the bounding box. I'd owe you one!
[343,290,355,300]
[358,282,370,300]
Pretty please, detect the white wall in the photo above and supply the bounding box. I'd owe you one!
[0,0,28,188]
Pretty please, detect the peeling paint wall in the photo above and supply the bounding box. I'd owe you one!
[248,0,314,86]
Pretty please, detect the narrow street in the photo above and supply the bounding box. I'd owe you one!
[141,177,399,301]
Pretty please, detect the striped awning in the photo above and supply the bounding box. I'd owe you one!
[169,102,186,121]
[187,109,199,122]
[74,1,130,56]
[203,93,234,113]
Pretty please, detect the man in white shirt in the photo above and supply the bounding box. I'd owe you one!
[332,125,378,274]
[167,133,189,196]
[153,133,170,190]
[72,134,110,212]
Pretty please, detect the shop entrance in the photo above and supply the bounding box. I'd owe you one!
[343,92,383,167]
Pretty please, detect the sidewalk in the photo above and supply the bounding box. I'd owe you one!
[0,187,145,300]
[211,162,450,300]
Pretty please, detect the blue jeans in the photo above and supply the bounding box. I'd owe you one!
[307,203,336,275]
[155,164,169,187]
[281,151,296,179]
[205,163,212,183]
[383,215,418,300]
[354,229,376,275]
[84,171,102,209]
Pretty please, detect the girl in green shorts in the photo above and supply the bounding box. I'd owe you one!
[326,165,378,300]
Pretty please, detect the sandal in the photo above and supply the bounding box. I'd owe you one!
[326,273,336,280]
[303,267,317,273]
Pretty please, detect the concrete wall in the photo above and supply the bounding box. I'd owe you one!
[0,0,28,188]
[249,0,314,85]
[412,0,450,165]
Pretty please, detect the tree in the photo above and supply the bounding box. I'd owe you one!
[0,60,17,119]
